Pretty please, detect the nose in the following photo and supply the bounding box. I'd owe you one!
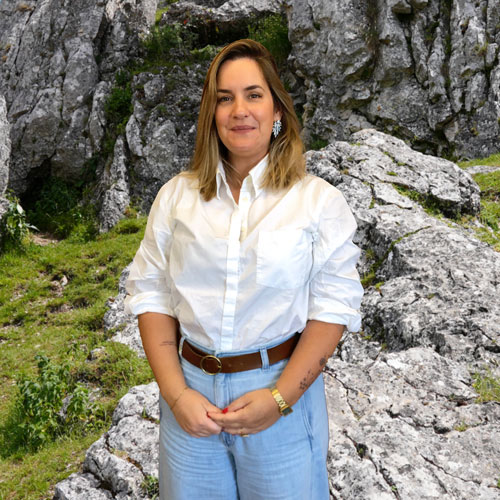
[231,96,248,117]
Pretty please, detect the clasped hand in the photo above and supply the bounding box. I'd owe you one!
[171,388,281,438]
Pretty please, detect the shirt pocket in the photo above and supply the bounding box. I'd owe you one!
[256,228,313,289]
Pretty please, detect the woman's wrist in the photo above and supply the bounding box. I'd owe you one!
[169,386,190,411]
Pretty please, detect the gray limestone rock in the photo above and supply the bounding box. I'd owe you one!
[0,95,10,197]
[98,136,131,233]
[0,95,11,236]
[288,0,500,158]
[0,0,157,195]
[54,383,160,500]
[103,265,144,356]
[307,131,497,366]
[326,344,500,499]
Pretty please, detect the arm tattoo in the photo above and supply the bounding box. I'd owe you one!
[319,354,328,367]
[299,369,314,391]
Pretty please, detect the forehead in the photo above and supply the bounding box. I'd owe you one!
[216,57,269,88]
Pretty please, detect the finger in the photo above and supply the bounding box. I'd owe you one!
[225,394,251,412]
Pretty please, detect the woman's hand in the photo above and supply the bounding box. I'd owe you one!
[207,388,281,436]
[170,388,223,438]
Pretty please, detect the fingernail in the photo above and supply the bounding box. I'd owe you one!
[222,407,228,414]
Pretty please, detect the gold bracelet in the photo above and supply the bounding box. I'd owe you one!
[170,386,189,411]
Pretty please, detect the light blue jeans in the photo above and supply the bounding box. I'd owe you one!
[159,336,330,500]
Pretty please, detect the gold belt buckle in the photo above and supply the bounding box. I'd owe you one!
[200,354,222,375]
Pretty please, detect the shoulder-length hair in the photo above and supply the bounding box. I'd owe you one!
[187,39,305,201]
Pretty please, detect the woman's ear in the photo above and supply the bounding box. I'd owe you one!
[274,108,282,122]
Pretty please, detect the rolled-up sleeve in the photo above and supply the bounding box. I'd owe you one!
[124,184,176,317]
[308,188,364,332]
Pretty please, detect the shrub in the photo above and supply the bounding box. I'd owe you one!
[0,192,36,251]
[472,371,500,403]
[2,355,103,454]
[142,23,184,63]
[27,178,98,241]
[248,14,291,68]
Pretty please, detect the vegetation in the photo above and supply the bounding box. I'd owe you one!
[26,177,98,242]
[472,371,500,403]
[0,215,152,499]
[248,13,291,68]
[0,192,36,251]
[458,155,500,251]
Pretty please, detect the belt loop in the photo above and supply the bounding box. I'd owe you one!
[178,336,185,357]
[260,347,270,371]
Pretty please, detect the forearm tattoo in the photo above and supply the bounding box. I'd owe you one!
[299,369,313,391]
[299,354,329,392]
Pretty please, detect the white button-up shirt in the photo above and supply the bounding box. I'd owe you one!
[124,156,363,353]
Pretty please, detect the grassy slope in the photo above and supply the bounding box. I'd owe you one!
[0,216,153,500]
[458,155,500,251]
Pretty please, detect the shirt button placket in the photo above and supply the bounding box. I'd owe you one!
[220,208,241,352]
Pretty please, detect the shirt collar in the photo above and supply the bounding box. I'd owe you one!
[216,155,269,200]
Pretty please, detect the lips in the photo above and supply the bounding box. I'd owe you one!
[230,125,255,131]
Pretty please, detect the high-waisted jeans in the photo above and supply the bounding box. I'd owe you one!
[159,336,330,500]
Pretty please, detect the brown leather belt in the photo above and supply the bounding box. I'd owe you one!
[179,333,300,375]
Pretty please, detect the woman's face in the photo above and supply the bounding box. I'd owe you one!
[215,57,281,168]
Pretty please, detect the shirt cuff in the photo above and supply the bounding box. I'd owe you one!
[308,297,362,332]
[124,292,175,317]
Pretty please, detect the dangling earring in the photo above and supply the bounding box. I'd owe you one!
[272,119,282,138]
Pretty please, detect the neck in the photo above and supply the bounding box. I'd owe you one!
[226,152,267,180]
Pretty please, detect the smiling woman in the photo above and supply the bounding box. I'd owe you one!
[214,57,281,197]
[124,39,364,500]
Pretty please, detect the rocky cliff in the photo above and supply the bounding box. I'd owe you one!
[288,0,500,159]
[0,0,499,229]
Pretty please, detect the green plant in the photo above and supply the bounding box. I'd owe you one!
[77,342,153,397]
[472,371,500,403]
[0,192,37,251]
[4,355,102,454]
[454,421,469,432]
[105,83,133,132]
[142,23,184,63]
[27,178,98,241]
[248,14,291,68]
[142,475,160,499]
[308,134,328,151]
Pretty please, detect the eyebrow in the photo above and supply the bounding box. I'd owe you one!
[217,85,265,93]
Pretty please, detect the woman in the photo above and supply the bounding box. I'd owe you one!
[125,39,363,499]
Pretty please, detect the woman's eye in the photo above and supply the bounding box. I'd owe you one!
[249,93,262,99]
[218,96,231,103]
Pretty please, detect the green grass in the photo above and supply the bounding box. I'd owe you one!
[0,215,153,499]
[472,371,500,403]
[458,153,500,169]
[464,169,500,250]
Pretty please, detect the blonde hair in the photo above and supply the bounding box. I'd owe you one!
[187,39,305,201]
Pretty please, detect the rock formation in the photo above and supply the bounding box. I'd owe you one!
[0,95,11,232]
[54,130,500,500]
[1,0,499,230]
[0,0,157,211]
[288,0,500,159]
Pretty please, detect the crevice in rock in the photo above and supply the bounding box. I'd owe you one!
[419,453,481,486]
[343,429,401,499]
